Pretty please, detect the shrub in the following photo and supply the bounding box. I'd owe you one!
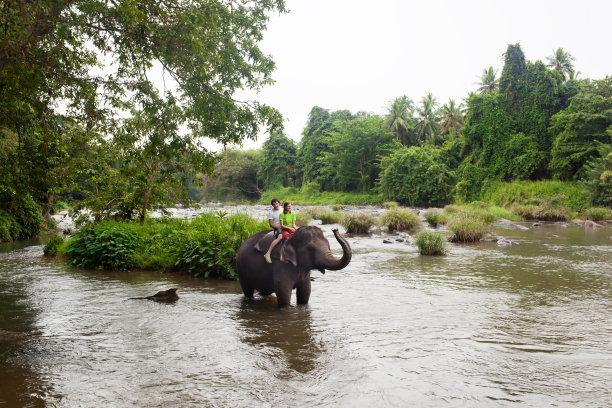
[380,208,421,232]
[317,210,344,224]
[64,222,142,270]
[342,213,376,233]
[46,217,58,230]
[447,214,490,243]
[43,235,65,256]
[423,209,447,226]
[332,204,347,211]
[415,231,447,255]
[379,146,456,207]
[510,202,570,221]
[582,207,612,221]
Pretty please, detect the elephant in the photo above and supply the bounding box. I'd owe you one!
[236,226,351,308]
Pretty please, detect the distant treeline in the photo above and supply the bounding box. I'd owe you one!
[195,44,611,208]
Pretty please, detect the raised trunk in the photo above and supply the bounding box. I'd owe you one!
[42,190,54,227]
[140,187,152,225]
[318,229,352,271]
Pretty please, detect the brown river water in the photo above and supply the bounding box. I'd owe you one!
[1,210,611,407]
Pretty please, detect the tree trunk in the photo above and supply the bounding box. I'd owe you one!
[140,187,152,225]
[42,190,54,227]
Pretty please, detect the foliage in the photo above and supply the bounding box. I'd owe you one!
[0,195,44,242]
[477,66,499,94]
[583,142,612,206]
[447,214,490,243]
[195,149,261,203]
[510,202,570,221]
[317,210,344,224]
[342,213,376,234]
[382,201,399,209]
[582,207,612,221]
[259,187,383,206]
[1,0,285,237]
[379,145,456,206]
[43,236,65,256]
[63,213,267,278]
[546,48,576,81]
[380,208,421,232]
[439,99,465,134]
[415,231,447,256]
[415,93,442,145]
[320,115,397,192]
[481,180,591,212]
[549,77,612,180]
[258,132,297,190]
[295,211,313,226]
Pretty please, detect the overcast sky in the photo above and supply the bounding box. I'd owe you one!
[225,0,611,151]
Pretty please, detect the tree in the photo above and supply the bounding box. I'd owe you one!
[477,66,499,94]
[415,93,442,145]
[546,48,576,81]
[1,0,285,229]
[320,115,397,192]
[499,43,527,112]
[549,77,612,180]
[258,132,297,190]
[439,99,465,133]
[384,95,415,146]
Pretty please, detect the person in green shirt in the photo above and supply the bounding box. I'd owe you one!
[264,201,298,263]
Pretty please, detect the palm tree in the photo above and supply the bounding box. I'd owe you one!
[415,93,441,145]
[384,95,415,146]
[546,48,575,81]
[476,66,499,94]
[439,99,464,133]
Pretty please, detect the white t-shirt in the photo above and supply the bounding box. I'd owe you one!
[268,208,281,230]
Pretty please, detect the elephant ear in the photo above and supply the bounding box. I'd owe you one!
[280,240,298,267]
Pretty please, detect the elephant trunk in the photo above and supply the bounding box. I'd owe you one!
[318,229,352,271]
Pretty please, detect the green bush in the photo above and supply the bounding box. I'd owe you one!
[0,195,44,242]
[342,213,376,233]
[582,207,612,221]
[63,213,267,279]
[380,208,421,232]
[379,145,456,207]
[423,209,447,226]
[46,217,58,230]
[447,214,490,243]
[43,235,65,256]
[259,187,383,206]
[415,231,447,255]
[64,222,142,270]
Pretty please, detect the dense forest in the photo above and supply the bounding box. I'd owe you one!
[1,0,610,242]
[196,44,611,208]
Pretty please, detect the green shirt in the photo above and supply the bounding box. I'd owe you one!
[279,212,296,226]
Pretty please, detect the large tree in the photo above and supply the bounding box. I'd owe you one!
[415,93,442,145]
[258,131,297,190]
[0,0,285,229]
[439,99,465,133]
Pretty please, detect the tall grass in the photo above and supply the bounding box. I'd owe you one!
[342,213,376,233]
[447,214,490,243]
[582,207,612,221]
[380,208,421,232]
[62,213,268,279]
[423,209,447,226]
[415,231,447,255]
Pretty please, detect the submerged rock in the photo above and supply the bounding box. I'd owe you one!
[497,237,519,247]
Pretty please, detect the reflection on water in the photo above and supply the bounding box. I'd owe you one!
[1,222,611,407]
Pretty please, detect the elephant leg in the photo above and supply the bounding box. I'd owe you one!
[274,280,293,308]
[296,278,311,305]
[239,280,254,298]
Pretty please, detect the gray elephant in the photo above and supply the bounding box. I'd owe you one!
[236,226,351,308]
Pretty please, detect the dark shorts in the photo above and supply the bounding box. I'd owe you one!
[273,229,281,238]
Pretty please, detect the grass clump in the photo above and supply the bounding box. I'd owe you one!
[296,211,313,226]
[317,210,344,224]
[382,201,399,209]
[415,231,447,255]
[423,209,447,226]
[342,213,376,233]
[43,235,65,256]
[582,207,612,221]
[63,212,267,279]
[380,208,421,232]
[447,214,490,243]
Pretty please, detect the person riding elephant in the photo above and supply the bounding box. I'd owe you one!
[237,226,351,308]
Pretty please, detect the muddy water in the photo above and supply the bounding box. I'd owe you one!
[1,220,611,407]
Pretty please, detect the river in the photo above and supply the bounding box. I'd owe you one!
[1,208,611,407]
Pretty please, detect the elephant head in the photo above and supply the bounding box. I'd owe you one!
[280,226,352,274]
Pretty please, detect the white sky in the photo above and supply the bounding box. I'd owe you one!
[222,0,611,151]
